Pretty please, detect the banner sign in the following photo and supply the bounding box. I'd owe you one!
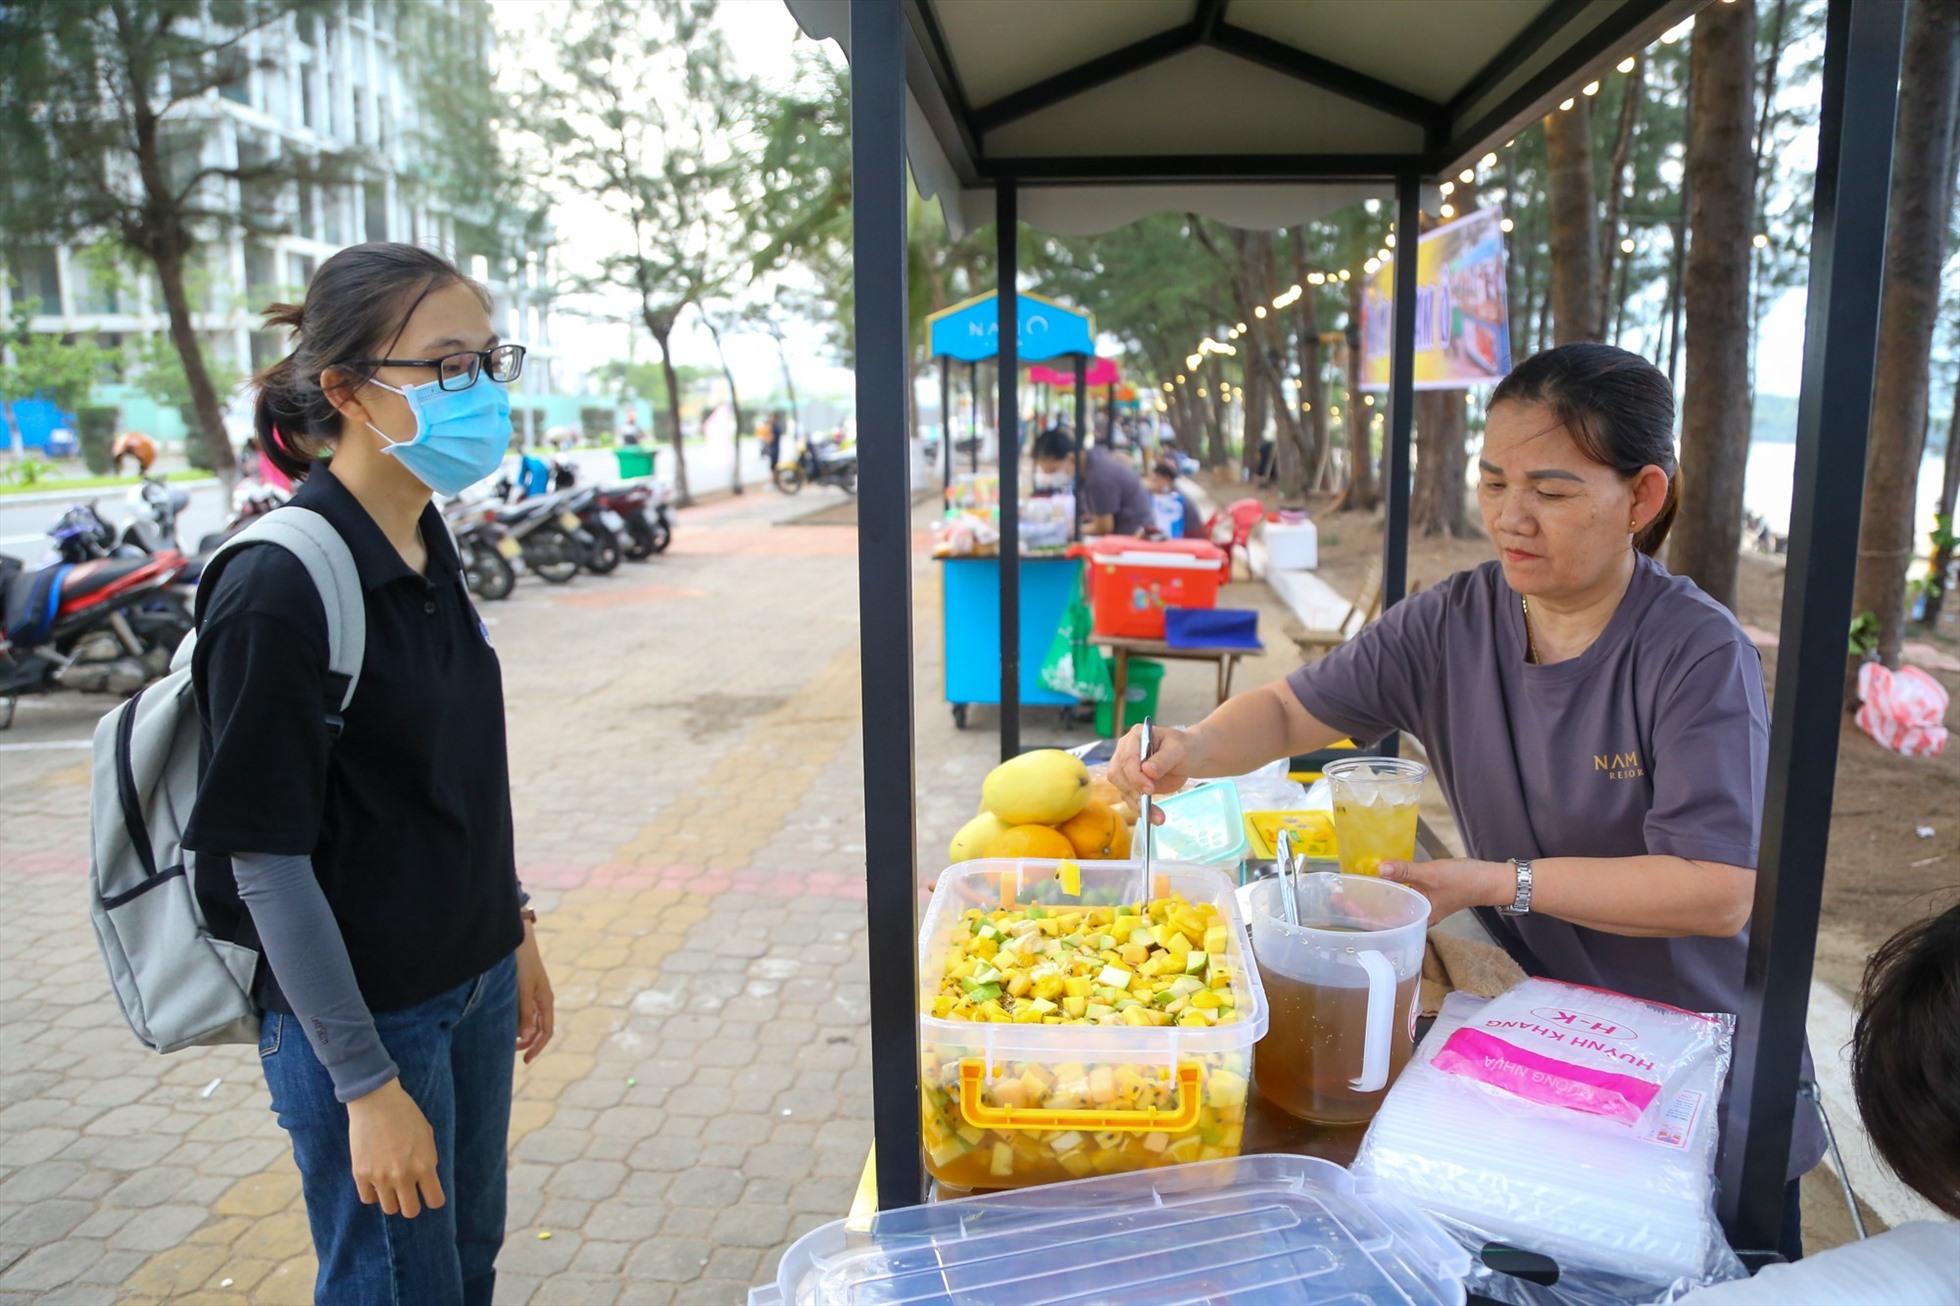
[1360,208,1512,390]
[926,291,1096,364]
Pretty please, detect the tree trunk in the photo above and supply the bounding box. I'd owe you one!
[1598,56,1644,330]
[772,328,801,434]
[1544,100,1603,344]
[1670,0,1758,612]
[1748,0,1793,377]
[1292,229,1330,483]
[1667,61,1694,386]
[1205,383,1230,470]
[703,317,746,494]
[1923,366,1960,629]
[649,324,693,506]
[1412,389,1473,537]
[1342,280,1378,511]
[152,242,239,493]
[1851,0,1960,674]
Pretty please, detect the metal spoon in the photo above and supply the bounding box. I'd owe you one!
[1273,828,1302,926]
[1136,717,1155,905]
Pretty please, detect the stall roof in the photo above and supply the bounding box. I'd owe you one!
[927,290,1096,362]
[786,0,1698,235]
[1029,358,1120,388]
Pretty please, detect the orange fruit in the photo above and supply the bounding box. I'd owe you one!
[1058,800,1132,860]
[983,824,1077,860]
[1088,776,1123,810]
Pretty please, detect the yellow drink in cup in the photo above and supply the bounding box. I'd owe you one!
[1325,757,1426,876]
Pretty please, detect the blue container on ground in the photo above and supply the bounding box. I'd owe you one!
[940,555,1080,728]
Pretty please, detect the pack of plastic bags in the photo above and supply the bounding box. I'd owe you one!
[1854,661,1949,757]
[1354,985,1745,1305]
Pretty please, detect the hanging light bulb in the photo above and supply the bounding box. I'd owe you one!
[1617,55,1636,73]
[1364,258,1381,274]
[1236,322,1247,333]
[1505,137,1516,147]
[1330,406,1341,417]
[1480,152,1498,169]
[1338,269,1351,281]
[1459,168,1475,184]
[1186,353,1202,370]
[1176,374,1186,384]
[1752,233,1769,248]
[1582,80,1600,96]
[1500,217,1515,233]
[1254,305,1267,318]
[1198,387,1208,398]
[1439,203,1455,218]
[1559,97,1576,111]
[1363,395,1375,406]
[1162,382,1173,392]
[1308,272,1325,285]
[1384,233,1396,249]
[1378,248,1392,263]
[1302,402,1312,412]
[1439,180,1455,197]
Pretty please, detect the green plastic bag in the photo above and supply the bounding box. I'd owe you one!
[1040,572,1112,703]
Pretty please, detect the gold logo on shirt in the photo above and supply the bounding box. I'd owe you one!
[1594,750,1646,781]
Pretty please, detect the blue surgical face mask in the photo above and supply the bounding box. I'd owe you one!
[365,374,513,496]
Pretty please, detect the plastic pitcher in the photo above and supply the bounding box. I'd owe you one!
[1248,872,1429,1125]
[1324,756,1426,876]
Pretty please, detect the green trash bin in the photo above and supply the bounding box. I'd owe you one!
[614,447,656,479]
[1095,657,1164,737]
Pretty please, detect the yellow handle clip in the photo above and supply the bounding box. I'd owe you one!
[958,1060,1203,1134]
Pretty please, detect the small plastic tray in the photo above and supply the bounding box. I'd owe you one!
[751,1153,1471,1305]
[1150,780,1248,866]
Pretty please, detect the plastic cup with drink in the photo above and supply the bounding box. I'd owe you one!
[1324,757,1426,877]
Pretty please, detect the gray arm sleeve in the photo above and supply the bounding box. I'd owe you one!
[232,851,400,1103]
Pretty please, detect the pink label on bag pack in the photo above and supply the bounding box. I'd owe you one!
[1432,1028,1662,1124]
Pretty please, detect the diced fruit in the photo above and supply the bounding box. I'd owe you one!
[1098,964,1133,988]
[1057,860,1082,897]
[990,1142,1015,1177]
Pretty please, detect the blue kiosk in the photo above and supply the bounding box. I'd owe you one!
[926,291,1095,734]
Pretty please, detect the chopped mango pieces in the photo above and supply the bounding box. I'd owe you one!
[922,892,1254,1188]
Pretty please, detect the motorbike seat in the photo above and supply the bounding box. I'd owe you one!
[1,556,65,645]
[57,556,158,603]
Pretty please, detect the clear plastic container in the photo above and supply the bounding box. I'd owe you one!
[751,1153,1471,1305]
[1151,780,1248,866]
[918,858,1268,1189]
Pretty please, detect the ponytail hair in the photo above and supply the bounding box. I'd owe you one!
[250,243,489,482]
[1489,343,1680,557]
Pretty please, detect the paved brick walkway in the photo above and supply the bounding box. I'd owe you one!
[0,482,1306,1304]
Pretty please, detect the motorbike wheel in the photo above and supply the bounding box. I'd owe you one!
[466,541,517,601]
[649,515,673,554]
[773,466,806,495]
[580,524,622,575]
[523,526,581,584]
[621,516,656,562]
[839,465,858,497]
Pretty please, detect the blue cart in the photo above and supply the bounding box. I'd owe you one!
[939,555,1080,729]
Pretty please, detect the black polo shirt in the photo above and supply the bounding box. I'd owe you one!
[182,467,523,1015]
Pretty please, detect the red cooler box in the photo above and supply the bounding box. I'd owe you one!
[1086,536,1227,638]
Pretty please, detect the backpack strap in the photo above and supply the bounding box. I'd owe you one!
[185,508,366,731]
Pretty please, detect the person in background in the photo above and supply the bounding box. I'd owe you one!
[1150,461,1205,540]
[1682,899,1960,1302]
[1032,427,1153,537]
[620,410,642,446]
[767,410,786,469]
[112,429,158,477]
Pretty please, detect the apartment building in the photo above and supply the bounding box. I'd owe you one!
[1,0,557,437]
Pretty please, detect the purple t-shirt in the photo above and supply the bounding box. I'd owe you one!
[1079,446,1155,537]
[1288,555,1823,1175]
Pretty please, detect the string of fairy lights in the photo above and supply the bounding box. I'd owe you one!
[1153,8,1726,416]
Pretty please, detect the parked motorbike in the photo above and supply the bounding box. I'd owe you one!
[125,475,190,552]
[441,500,518,602]
[0,550,193,727]
[774,435,858,496]
[595,481,674,558]
[489,491,584,584]
[561,486,624,575]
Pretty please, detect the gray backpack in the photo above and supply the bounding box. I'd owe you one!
[88,508,364,1053]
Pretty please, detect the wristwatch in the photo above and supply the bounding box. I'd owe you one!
[1499,859,1534,915]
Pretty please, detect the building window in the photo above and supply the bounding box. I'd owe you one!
[7,246,62,308]
[289,254,316,290]
[244,243,277,297]
[249,329,285,372]
[364,182,389,243]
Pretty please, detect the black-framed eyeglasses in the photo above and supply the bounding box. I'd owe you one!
[345,344,526,391]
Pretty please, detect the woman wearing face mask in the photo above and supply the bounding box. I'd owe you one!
[1110,344,1823,1259]
[180,243,554,1305]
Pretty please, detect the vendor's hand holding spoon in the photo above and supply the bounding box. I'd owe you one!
[1109,723,1200,823]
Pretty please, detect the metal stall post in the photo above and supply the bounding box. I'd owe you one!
[968,362,979,474]
[1106,381,1115,445]
[1717,0,1904,1259]
[848,0,923,1211]
[1383,175,1420,611]
[939,355,952,492]
[997,191,1022,762]
[1072,353,1087,542]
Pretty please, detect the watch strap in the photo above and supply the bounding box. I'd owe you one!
[1500,858,1534,915]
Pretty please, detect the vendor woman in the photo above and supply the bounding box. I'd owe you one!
[1110,343,1822,1258]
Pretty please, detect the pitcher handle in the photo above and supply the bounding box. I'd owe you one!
[1352,949,1397,1093]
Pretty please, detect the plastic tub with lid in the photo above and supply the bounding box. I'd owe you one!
[1084,535,1227,638]
[750,1153,1471,1305]
[918,857,1268,1190]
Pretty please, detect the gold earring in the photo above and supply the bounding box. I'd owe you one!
[1630,518,1639,531]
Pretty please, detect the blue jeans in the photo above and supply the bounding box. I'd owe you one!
[260,953,517,1306]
